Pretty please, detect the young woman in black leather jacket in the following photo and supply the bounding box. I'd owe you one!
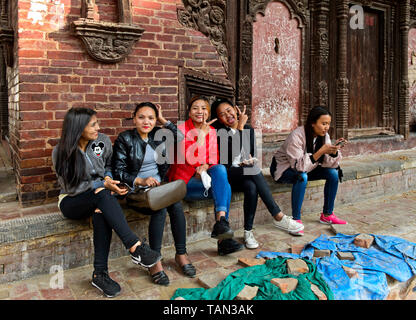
[112,102,196,286]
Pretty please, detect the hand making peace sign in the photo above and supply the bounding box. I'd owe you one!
[236,105,248,130]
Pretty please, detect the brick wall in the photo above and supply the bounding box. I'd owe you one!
[13,0,227,207]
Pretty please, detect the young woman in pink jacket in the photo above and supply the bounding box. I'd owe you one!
[270,106,348,236]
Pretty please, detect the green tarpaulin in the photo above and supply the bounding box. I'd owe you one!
[171,257,334,300]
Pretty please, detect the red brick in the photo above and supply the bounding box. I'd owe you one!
[354,234,374,249]
[20,121,47,130]
[271,278,298,294]
[19,102,44,111]
[85,94,108,102]
[71,85,93,93]
[47,51,85,60]
[45,84,70,93]
[20,74,58,84]
[21,158,46,169]
[20,111,54,121]
[149,87,177,94]
[19,50,45,58]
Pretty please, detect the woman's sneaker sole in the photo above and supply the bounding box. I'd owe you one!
[91,281,120,298]
[211,229,234,240]
[130,254,162,268]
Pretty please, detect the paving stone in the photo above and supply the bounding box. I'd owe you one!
[337,251,355,261]
[238,258,266,267]
[313,249,331,258]
[235,285,259,300]
[271,278,298,294]
[342,266,359,278]
[354,234,374,249]
[330,223,358,235]
[286,259,309,276]
[310,283,327,300]
[197,268,230,289]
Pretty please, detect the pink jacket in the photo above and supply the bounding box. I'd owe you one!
[272,126,342,181]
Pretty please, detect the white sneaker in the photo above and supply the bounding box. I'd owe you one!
[244,230,259,249]
[273,215,304,233]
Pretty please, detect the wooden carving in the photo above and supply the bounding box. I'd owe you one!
[249,0,308,26]
[399,0,410,138]
[72,0,144,63]
[0,0,13,67]
[178,0,228,72]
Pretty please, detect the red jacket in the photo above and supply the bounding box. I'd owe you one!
[167,119,218,184]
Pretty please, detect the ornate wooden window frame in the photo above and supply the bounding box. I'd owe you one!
[178,67,235,120]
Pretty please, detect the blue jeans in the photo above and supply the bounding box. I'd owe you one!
[277,166,339,220]
[185,164,232,220]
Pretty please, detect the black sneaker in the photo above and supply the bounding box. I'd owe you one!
[211,216,234,240]
[91,271,121,298]
[130,239,162,268]
[217,238,244,256]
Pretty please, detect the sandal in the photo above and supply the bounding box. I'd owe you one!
[180,263,196,278]
[175,254,196,278]
[150,270,170,286]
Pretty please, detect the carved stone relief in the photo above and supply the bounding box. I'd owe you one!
[72,0,144,63]
[177,0,228,72]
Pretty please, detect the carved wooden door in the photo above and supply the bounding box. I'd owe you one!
[347,9,383,130]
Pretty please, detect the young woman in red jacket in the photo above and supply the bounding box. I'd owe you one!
[167,96,243,256]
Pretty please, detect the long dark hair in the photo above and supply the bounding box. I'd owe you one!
[304,106,332,162]
[54,107,97,190]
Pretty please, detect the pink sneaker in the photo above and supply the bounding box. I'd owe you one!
[319,213,347,225]
[289,220,304,236]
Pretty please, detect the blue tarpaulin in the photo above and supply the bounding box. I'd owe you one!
[256,234,416,300]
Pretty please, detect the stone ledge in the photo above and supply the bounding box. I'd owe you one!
[0,149,416,283]
[1,148,416,246]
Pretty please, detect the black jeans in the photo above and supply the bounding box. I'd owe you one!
[133,201,187,255]
[227,166,281,231]
[60,189,140,273]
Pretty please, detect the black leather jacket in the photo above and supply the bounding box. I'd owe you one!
[112,121,183,188]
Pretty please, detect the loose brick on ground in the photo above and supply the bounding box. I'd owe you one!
[337,252,355,260]
[342,266,359,278]
[286,259,309,276]
[197,268,230,289]
[354,234,374,249]
[271,278,298,294]
[290,243,305,255]
[238,258,266,267]
[236,285,259,300]
[310,283,327,300]
[313,249,331,258]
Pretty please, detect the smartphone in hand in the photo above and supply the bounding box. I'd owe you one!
[117,182,131,190]
[335,140,345,147]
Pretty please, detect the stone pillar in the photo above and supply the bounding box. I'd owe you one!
[335,0,349,139]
